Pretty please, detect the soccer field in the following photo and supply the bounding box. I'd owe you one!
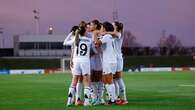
[0,72,195,110]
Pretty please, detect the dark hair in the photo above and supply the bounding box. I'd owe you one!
[103,21,114,32]
[87,22,90,25]
[70,26,79,33]
[79,21,87,28]
[78,26,86,36]
[91,19,101,30]
[70,26,79,35]
[75,26,86,46]
[114,21,123,32]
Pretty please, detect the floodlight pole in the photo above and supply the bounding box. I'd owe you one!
[0,28,4,48]
[113,0,119,21]
[33,9,40,35]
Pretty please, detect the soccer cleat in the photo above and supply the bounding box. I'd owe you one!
[120,99,128,105]
[115,99,122,105]
[107,100,116,105]
[75,100,83,106]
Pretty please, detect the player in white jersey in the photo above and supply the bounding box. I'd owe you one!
[101,21,128,105]
[66,26,92,106]
[63,25,84,106]
[95,21,119,105]
[112,22,128,105]
[89,20,105,105]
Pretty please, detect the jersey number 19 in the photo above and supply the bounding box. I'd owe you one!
[76,43,88,56]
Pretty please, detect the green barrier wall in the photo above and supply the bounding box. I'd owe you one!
[0,56,195,69]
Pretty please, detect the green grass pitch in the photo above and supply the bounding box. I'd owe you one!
[0,72,195,110]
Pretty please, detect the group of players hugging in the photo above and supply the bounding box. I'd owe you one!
[63,19,128,106]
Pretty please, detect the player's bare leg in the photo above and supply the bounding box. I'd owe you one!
[75,76,83,106]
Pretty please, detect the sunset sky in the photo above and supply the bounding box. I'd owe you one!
[0,0,195,48]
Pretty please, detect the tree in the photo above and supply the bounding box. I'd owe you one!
[166,34,182,48]
[158,33,183,55]
[122,30,141,47]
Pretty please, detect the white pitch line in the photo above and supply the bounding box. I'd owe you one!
[178,84,195,88]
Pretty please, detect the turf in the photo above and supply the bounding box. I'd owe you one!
[0,72,195,110]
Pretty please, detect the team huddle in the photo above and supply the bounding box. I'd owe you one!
[63,20,127,106]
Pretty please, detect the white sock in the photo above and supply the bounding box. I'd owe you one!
[84,87,91,103]
[76,82,83,101]
[114,80,120,99]
[105,88,109,101]
[67,87,75,104]
[117,78,127,100]
[105,83,116,102]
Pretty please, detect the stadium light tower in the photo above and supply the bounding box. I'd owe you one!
[0,27,4,48]
[113,0,119,21]
[33,9,40,35]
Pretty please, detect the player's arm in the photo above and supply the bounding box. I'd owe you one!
[95,38,102,48]
[95,35,109,48]
[94,30,102,36]
[69,45,74,68]
[93,30,103,48]
[101,31,121,38]
[63,32,75,46]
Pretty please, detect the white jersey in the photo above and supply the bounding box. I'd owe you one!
[73,36,92,63]
[100,34,117,63]
[114,33,123,58]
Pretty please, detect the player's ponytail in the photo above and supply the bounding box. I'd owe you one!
[75,26,86,47]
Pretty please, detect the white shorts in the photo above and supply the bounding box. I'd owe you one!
[116,57,123,72]
[72,62,90,76]
[102,62,117,75]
